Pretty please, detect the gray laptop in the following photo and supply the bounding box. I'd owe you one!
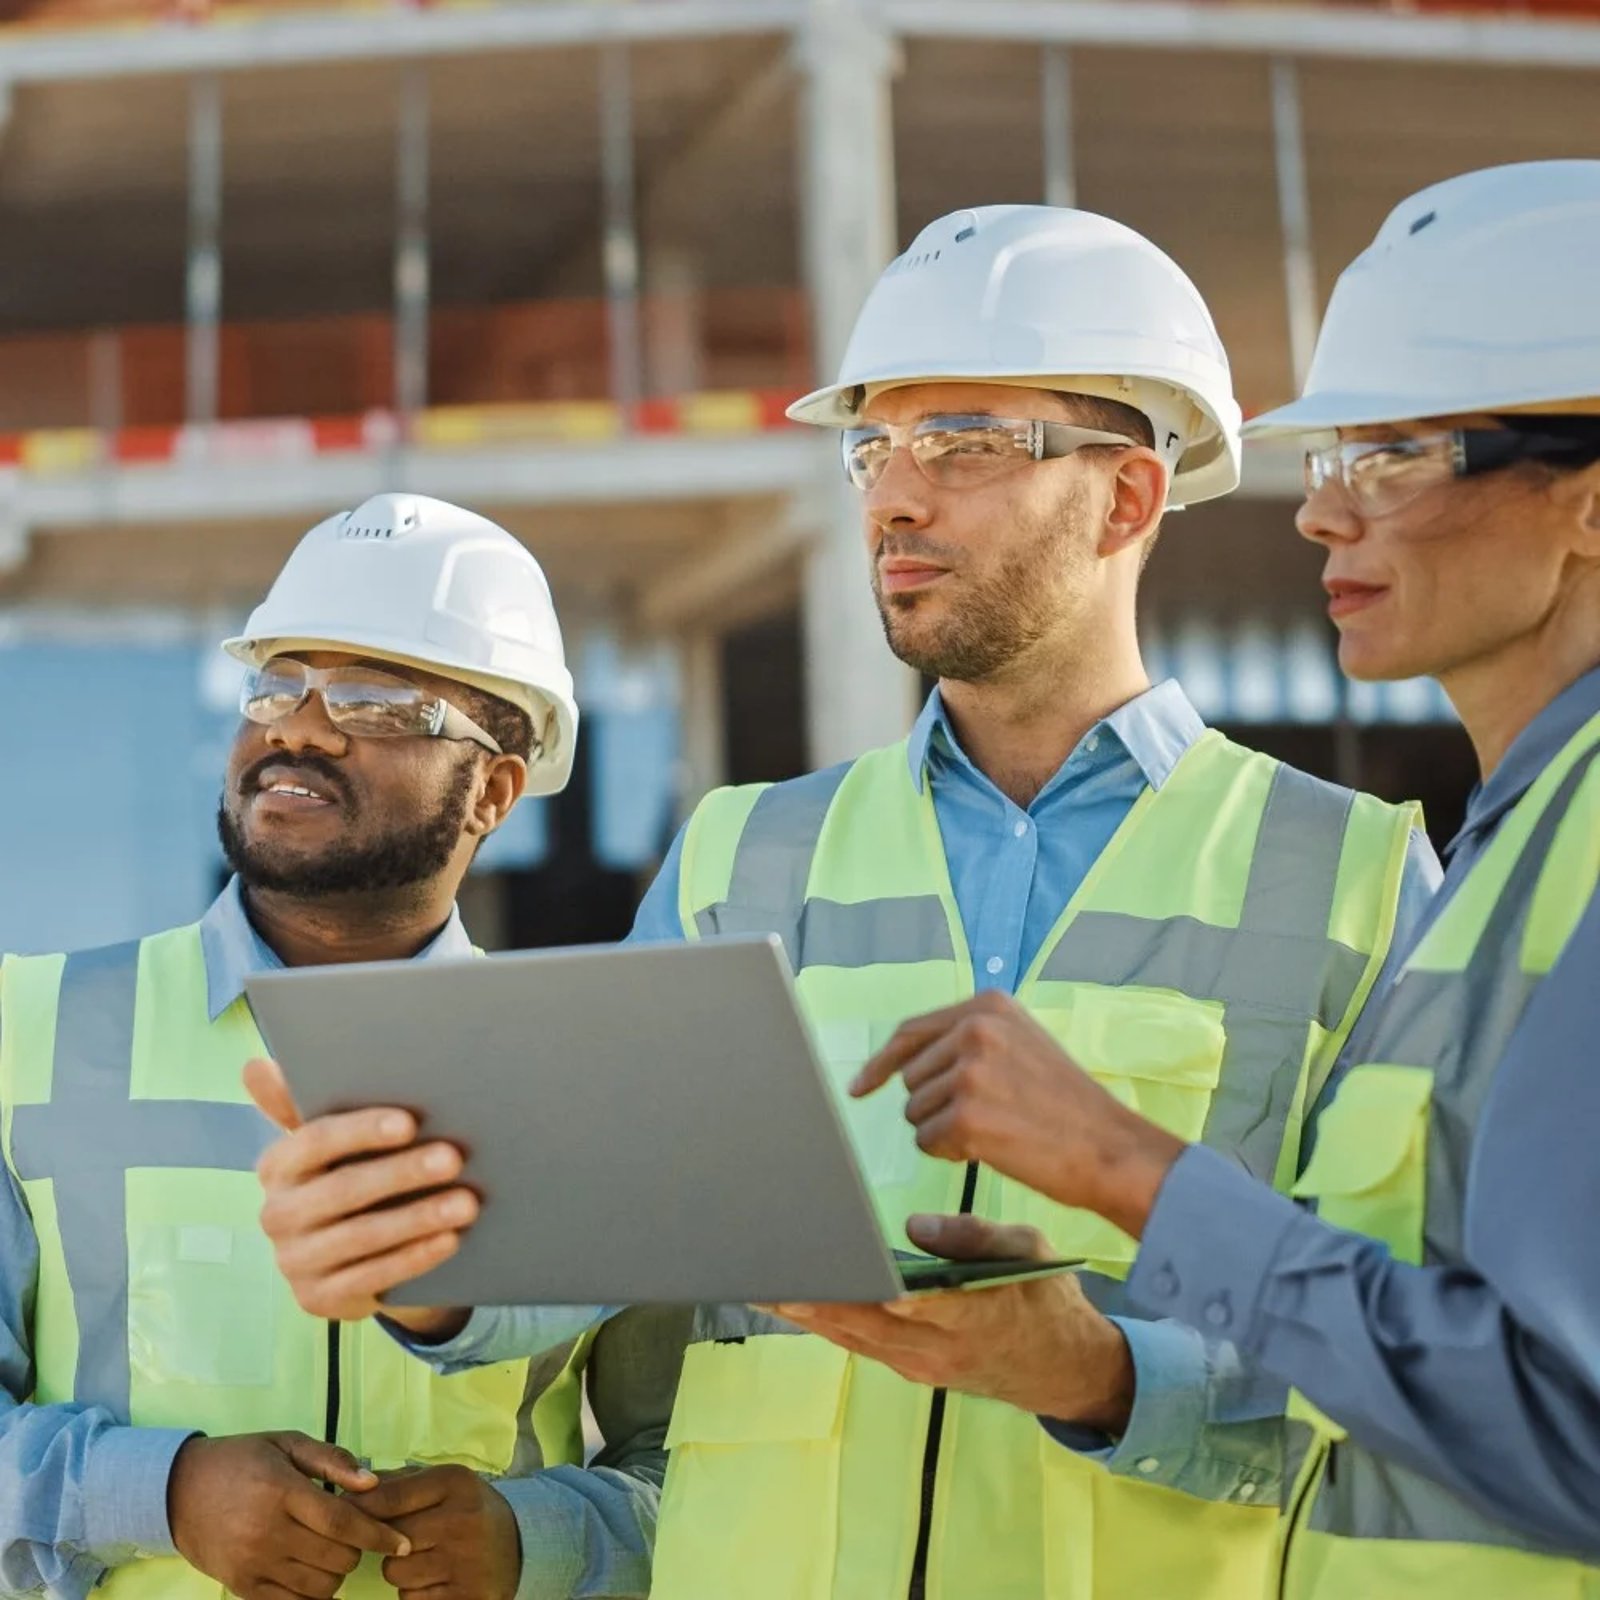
[246,936,1075,1307]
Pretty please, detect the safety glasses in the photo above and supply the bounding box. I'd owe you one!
[240,658,503,753]
[841,413,1138,492]
[1304,427,1600,519]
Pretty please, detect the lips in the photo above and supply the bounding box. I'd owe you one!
[878,558,950,595]
[251,763,342,812]
[1323,578,1389,619]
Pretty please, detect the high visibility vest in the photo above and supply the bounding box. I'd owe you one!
[652,732,1419,1600]
[1279,710,1600,1600]
[0,924,588,1600]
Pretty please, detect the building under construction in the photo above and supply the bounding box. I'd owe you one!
[2,0,1597,952]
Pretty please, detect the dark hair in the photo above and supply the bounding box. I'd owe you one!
[1056,392,1157,449]
[457,685,537,762]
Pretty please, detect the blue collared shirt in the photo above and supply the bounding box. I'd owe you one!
[1130,663,1600,1557]
[405,682,1439,1506]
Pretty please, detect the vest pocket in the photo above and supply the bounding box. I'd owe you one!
[654,1334,850,1599]
[127,1171,280,1396]
[1290,1065,1433,1265]
[1011,991,1227,1273]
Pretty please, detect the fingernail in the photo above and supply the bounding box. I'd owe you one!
[423,1145,456,1175]
[908,1213,942,1241]
[397,1539,412,1558]
[380,1112,411,1140]
[441,1192,475,1223]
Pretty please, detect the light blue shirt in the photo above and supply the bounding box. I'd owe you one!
[1130,664,1600,1556]
[407,682,1440,1504]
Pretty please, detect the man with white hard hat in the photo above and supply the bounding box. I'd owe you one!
[0,494,683,1600]
[248,209,1439,1599]
[848,164,1600,1595]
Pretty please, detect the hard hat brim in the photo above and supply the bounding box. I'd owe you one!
[1244,386,1600,439]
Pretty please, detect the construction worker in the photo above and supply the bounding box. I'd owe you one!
[0,493,685,1600]
[849,163,1600,1594]
[248,207,1441,1599]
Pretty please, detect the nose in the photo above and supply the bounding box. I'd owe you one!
[863,444,936,542]
[264,691,350,758]
[1295,475,1364,548]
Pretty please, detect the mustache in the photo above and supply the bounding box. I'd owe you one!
[238,749,353,806]
[875,534,963,566]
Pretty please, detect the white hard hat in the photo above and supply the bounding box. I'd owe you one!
[1245,161,1600,438]
[788,204,1243,508]
[224,493,578,797]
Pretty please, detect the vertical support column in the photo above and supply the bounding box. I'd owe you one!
[1270,57,1318,391]
[185,74,223,429]
[677,628,727,820]
[394,62,431,421]
[600,42,644,417]
[796,0,916,769]
[1040,45,1076,209]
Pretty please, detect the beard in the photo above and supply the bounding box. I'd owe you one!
[218,756,476,898]
[873,490,1093,682]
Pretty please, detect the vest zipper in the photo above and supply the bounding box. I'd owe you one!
[906,1159,979,1600]
[1276,1436,1329,1598]
[325,1321,342,1448]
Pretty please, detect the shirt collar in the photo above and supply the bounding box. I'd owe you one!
[906,678,1207,796]
[199,875,475,1022]
[1448,662,1600,860]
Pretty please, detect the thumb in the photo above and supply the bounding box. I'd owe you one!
[244,1057,302,1133]
[907,1213,1052,1263]
[274,1431,379,1493]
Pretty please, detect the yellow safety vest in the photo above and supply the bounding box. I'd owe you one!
[1279,709,1600,1600]
[0,924,588,1600]
[653,732,1418,1600]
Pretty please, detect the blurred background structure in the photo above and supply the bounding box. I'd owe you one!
[0,0,1596,954]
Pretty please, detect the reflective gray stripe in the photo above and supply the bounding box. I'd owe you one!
[1203,766,1358,1180]
[1042,765,1363,1180]
[1309,1441,1554,1552]
[8,940,271,1420]
[693,762,849,968]
[1308,742,1600,1553]
[794,896,955,969]
[1041,913,1366,1027]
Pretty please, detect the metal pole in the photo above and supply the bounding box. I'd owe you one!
[185,74,222,428]
[797,0,917,766]
[600,42,644,416]
[1270,56,1318,391]
[1040,45,1075,209]
[394,62,431,419]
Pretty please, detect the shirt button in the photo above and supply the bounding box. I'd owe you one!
[985,956,1004,976]
[1236,1482,1257,1502]
[1150,1265,1180,1299]
[1013,819,1028,839]
[1085,734,1100,753]
[1203,1297,1231,1329]
[1136,1457,1160,1475]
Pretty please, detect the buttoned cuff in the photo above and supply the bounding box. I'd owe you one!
[1040,1315,1209,1484]
[1128,1143,1304,1357]
[83,1425,197,1559]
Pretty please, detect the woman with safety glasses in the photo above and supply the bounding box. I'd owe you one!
[845,160,1600,1598]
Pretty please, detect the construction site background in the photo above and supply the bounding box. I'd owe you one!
[1,0,1596,954]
